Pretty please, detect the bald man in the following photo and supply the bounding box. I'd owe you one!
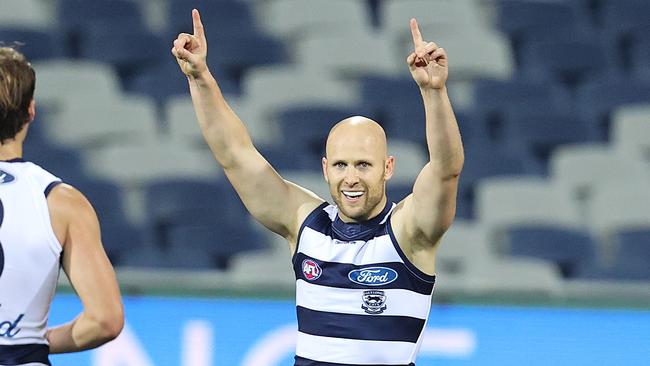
[173,10,464,366]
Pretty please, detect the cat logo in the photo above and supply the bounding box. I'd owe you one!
[361,290,387,314]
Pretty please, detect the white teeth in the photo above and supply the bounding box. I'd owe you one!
[343,191,363,198]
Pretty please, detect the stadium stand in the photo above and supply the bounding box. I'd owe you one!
[3,0,648,293]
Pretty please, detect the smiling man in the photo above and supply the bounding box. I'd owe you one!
[172,9,464,366]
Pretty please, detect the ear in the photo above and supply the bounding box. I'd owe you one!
[27,99,36,123]
[384,156,395,181]
[322,157,329,183]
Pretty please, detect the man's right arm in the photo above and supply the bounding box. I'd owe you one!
[172,10,322,242]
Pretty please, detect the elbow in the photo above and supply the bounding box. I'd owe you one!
[92,308,124,344]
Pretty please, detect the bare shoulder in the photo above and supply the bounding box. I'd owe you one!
[47,183,98,246]
[47,183,94,213]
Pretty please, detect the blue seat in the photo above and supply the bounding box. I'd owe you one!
[0,28,63,61]
[496,0,591,60]
[167,223,267,270]
[57,0,146,56]
[277,105,356,156]
[630,36,650,81]
[125,60,238,106]
[506,225,596,278]
[78,28,167,80]
[458,141,543,219]
[519,37,620,87]
[576,76,650,140]
[615,228,650,264]
[471,78,571,141]
[144,178,246,247]
[167,0,258,36]
[101,222,145,267]
[358,75,417,121]
[599,0,650,36]
[502,108,595,168]
[69,178,128,224]
[205,31,288,81]
[259,145,319,172]
[22,143,86,182]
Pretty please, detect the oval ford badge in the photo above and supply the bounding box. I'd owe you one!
[348,267,398,286]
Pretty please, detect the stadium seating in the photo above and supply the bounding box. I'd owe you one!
[4,0,647,285]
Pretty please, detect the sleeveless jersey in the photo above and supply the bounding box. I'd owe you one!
[293,202,436,366]
[0,158,62,366]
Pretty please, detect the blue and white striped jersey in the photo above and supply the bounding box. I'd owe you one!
[292,202,436,366]
[0,159,62,366]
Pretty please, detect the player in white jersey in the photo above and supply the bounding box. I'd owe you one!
[173,9,463,365]
[0,47,123,365]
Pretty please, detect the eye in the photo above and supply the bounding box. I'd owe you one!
[357,162,370,169]
[334,162,346,169]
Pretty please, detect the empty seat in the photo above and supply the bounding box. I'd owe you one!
[387,139,428,184]
[519,37,620,87]
[277,105,355,158]
[459,142,543,216]
[505,225,596,278]
[257,0,372,40]
[167,222,267,270]
[57,0,147,56]
[205,31,287,80]
[610,104,650,158]
[32,60,122,113]
[475,176,581,231]
[167,0,258,36]
[395,26,514,81]
[0,0,53,28]
[84,140,222,187]
[22,143,86,182]
[502,108,595,167]
[78,27,167,79]
[241,66,359,118]
[0,28,63,61]
[550,143,650,203]
[42,96,159,150]
[575,77,650,141]
[382,0,486,32]
[294,29,400,77]
[70,178,129,224]
[587,182,650,240]
[496,0,590,45]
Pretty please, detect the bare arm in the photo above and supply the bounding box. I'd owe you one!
[171,10,322,243]
[46,184,124,353]
[393,19,464,261]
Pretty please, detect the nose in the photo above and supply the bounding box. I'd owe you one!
[343,167,360,186]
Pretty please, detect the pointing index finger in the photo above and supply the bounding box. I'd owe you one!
[410,18,423,46]
[192,9,205,40]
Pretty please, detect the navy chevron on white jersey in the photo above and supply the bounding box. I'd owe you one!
[292,202,435,366]
[0,159,62,366]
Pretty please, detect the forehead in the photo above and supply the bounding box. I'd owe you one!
[326,128,386,161]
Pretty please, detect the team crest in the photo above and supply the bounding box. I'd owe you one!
[302,259,322,281]
[362,290,387,314]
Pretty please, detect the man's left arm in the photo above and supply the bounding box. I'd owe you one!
[393,19,464,262]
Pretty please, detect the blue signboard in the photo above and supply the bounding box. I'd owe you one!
[49,295,650,366]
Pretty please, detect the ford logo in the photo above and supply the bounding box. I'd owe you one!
[348,267,398,286]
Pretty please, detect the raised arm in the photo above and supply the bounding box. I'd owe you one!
[46,184,123,353]
[392,19,464,262]
[171,10,322,243]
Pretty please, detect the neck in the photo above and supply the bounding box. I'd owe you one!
[338,195,389,223]
[0,140,23,161]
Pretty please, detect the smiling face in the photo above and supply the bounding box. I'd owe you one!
[322,116,394,222]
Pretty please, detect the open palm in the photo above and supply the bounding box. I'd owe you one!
[407,19,448,89]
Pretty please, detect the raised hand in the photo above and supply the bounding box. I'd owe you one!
[406,19,448,89]
[171,9,208,78]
